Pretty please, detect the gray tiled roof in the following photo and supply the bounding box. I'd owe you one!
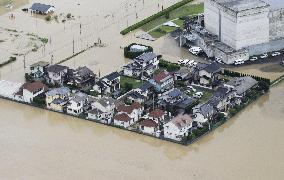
[226,76,258,95]
[46,64,68,73]
[30,3,54,12]
[46,87,70,96]
[134,52,157,62]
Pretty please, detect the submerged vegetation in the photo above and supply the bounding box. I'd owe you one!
[0,56,17,68]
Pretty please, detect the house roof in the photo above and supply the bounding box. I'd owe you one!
[170,114,193,129]
[46,64,68,73]
[140,119,158,128]
[46,87,70,96]
[116,102,142,114]
[104,72,120,81]
[22,81,48,93]
[30,61,49,68]
[174,67,190,76]
[52,98,67,105]
[30,3,54,12]
[202,63,221,74]
[88,108,103,115]
[149,109,164,118]
[134,52,157,62]
[199,103,214,117]
[168,89,182,98]
[74,66,95,79]
[176,98,195,109]
[154,71,172,83]
[96,97,117,107]
[127,92,145,100]
[114,113,132,122]
[138,82,153,92]
[226,76,258,95]
[70,92,88,103]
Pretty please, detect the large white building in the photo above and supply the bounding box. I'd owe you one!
[204,0,284,56]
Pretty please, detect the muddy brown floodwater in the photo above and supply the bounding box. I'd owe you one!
[0,0,284,180]
[0,83,283,180]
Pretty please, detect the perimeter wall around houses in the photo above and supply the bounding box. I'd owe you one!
[247,37,284,55]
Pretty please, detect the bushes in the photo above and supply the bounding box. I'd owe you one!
[159,59,180,72]
[45,15,51,21]
[124,43,153,59]
[120,0,193,35]
[223,69,271,85]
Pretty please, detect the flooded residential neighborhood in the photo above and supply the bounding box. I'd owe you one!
[0,0,283,180]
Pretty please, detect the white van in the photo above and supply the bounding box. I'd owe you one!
[234,59,244,65]
[189,47,202,55]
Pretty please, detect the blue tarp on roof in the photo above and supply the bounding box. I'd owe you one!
[30,3,54,13]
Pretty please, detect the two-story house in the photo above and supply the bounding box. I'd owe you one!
[199,63,221,87]
[67,92,91,116]
[87,97,117,124]
[45,87,71,112]
[150,70,174,92]
[68,66,96,90]
[46,64,68,85]
[193,103,215,127]
[16,81,48,103]
[29,61,49,79]
[164,114,193,141]
[123,52,159,78]
[114,102,143,127]
[93,72,120,95]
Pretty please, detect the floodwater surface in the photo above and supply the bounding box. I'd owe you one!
[0,82,283,180]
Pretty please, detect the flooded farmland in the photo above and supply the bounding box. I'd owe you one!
[0,0,284,180]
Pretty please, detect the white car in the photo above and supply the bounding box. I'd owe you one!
[187,86,196,92]
[215,58,222,63]
[271,52,281,57]
[193,93,202,99]
[250,57,258,61]
[195,92,204,96]
[178,59,184,65]
[181,59,190,65]
[260,53,268,59]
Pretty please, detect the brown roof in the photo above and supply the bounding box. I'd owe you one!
[22,81,48,93]
[113,113,132,122]
[117,102,142,114]
[149,109,164,118]
[171,114,193,129]
[154,71,172,83]
[140,119,158,128]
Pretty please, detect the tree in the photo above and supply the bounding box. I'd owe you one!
[258,81,270,92]
[125,82,133,92]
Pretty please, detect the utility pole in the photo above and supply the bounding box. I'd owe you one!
[73,36,75,55]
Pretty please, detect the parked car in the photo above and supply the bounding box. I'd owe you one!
[178,59,184,65]
[186,60,195,67]
[250,57,258,61]
[234,59,244,65]
[271,52,281,57]
[215,57,222,63]
[260,53,268,59]
[187,86,196,92]
[195,92,203,96]
[189,46,202,55]
[193,93,202,99]
[181,59,190,65]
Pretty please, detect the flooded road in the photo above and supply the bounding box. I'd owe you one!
[0,82,283,180]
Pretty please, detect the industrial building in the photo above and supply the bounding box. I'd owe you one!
[202,0,284,64]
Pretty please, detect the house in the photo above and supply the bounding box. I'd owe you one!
[174,67,192,81]
[116,102,143,122]
[30,3,55,14]
[125,91,146,104]
[113,113,133,128]
[224,76,258,97]
[123,52,159,78]
[199,63,222,86]
[45,87,70,112]
[93,72,120,95]
[88,97,117,124]
[67,92,92,116]
[68,66,96,90]
[193,103,215,127]
[134,82,154,98]
[150,70,174,92]
[29,61,49,78]
[159,89,188,106]
[207,87,235,111]
[46,64,68,85]
[16,81,48,103]
[148,109,165,125]
[164,114,193,141]
[139,119,159,135]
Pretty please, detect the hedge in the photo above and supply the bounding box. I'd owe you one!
[124,43,153,59]
[120,0,193,35]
